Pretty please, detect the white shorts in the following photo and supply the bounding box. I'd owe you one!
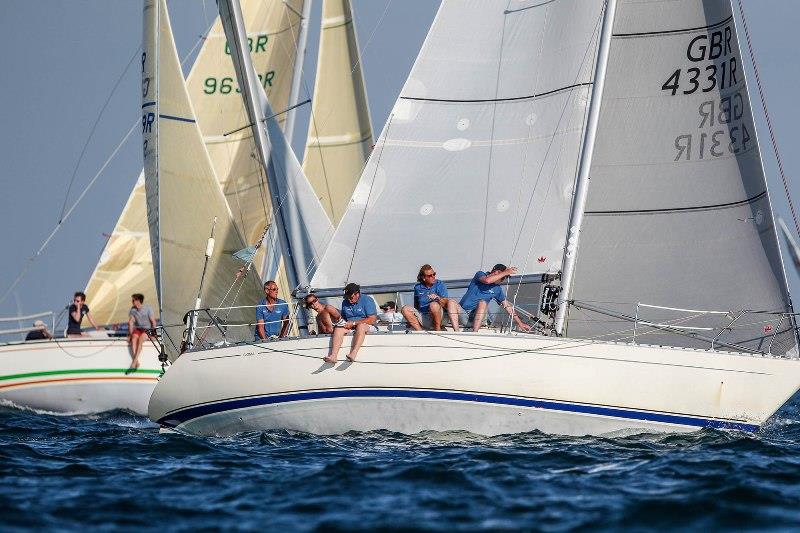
[409,307,443,330]
[335,319,378,334]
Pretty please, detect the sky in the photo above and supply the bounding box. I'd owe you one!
[0,0,798,323]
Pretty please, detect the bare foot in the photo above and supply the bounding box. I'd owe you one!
[323,355,337,364]
[345,353,357,363]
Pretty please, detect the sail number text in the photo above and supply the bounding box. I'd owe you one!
[674,91,752,161]
[661,25,738,96]
[203,71,275,94]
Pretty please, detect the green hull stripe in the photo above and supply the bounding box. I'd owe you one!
[0,368,161,381]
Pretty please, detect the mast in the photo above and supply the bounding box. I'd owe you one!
[553,0,617,335]
[283,0,313,144]
[217,0,303,295]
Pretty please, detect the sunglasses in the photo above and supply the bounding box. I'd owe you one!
[423,272,436,278]
[265,287,278,291]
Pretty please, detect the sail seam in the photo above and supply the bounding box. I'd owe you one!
[585,191,766,216]
[399,82,592,104]
[612,15,733,38]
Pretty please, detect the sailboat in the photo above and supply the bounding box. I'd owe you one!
[149,0,800,437]
[0,0,330,415]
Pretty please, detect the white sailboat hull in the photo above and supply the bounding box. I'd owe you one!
[148,331,800,437]
[0,337,161,415]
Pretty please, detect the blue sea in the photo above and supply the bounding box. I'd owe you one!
[3,399,800,531]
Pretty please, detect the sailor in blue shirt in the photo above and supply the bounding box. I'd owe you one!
[458,264,532,332]
[324,283,378,364]
[401,264,460,331]
[255,281,290,340]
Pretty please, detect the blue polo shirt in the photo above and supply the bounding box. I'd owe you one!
[414,279,449,313]
[255,298,289,338]
[341,294,378,321]
[459,271,507,311]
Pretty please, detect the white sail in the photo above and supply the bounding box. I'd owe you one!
[311,0,604,289]
[84,172,158,325]
[567,0,795,354]
[143,0,262,355]
[186,0,307,274]
[302,0,373,225]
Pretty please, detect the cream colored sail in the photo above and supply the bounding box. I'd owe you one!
[186,0,306,284]
[143,0,262,356]
[84,171,158,326]
[302,0,373,224]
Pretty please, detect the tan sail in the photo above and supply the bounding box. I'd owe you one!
[186,0,306,280]
[84,172,158,326]
[143,0,263,355]
[302,0,373,225]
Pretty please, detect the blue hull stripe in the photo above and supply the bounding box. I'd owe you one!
[159,114,196,123]
[158,389,760,432]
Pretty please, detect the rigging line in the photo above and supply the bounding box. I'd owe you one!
[57,46,141,225]
[346,115,395,282]
[0,121,139,309]
[480,9,510,266]
[735,0,800,240]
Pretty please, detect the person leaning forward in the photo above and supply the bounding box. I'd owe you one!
[457,264,532,332]
[303,293,342,334]
[323,283,377,364]
[401,264,460,331]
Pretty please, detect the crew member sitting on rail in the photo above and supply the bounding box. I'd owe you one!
[67,292,100,337]
[303,293,342,334]
[25,320,53,341]
[401,264,460,332]
[324,283,377,363]
[255,280,289,340]
[457,264,532,333]
[128,293,157,371]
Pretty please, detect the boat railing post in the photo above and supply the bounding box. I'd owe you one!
[632,302,639,344]
[712,310,744,351]
[767,313,786,356]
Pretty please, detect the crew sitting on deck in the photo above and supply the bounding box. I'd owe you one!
[323,283,377,364]
[456,264,531,332]
[128,293,157,371]
[401,264,460,332]
[25,320,53,341]
[303,293,342,334]
[67,291,100,337]
[255,280,289,340]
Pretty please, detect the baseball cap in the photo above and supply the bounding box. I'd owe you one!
[344,283,361,296]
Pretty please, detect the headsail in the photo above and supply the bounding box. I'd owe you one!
[311,0,604,290]
[84,171,158,326]
[186,0,307,275]
[142,0,262,355]
[302,0,374,225]
[566,0,795,354]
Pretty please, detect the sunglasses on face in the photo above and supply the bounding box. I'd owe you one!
[423,272,436,278]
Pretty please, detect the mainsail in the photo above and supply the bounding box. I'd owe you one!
[566,0,796,354]
[143,0,262,355]
[84,171,158,325]
[186,0,307,275]
[311,0,604,290]
[302,0,373,225]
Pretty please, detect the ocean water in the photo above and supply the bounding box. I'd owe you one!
[3,400,800,531]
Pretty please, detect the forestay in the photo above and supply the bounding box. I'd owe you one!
[142,0,262,356]
[302,0,373,225]
[567,0,796,354]
[84,172,158,325]
[311,0,604,289]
